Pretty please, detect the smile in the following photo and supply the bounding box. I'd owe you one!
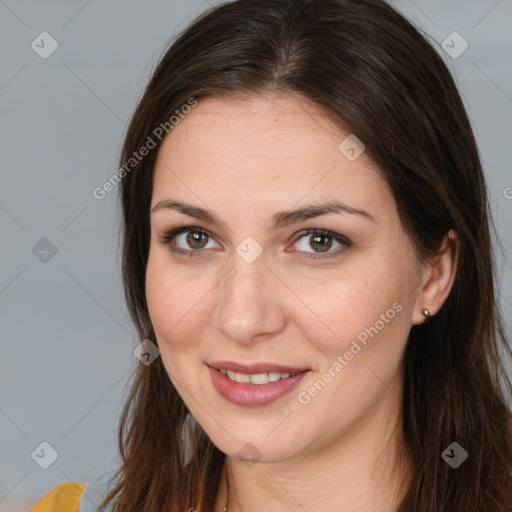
[217,368,300,384]
[207,364,310,406]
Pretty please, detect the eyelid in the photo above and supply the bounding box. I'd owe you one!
[159,225,352,259]
[159,225,221,252]
[288,228,352,259]
[290,228,352,248]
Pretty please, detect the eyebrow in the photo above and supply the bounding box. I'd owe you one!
[150,199,376,230]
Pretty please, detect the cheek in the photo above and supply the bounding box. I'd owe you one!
[290,261,410,359]
[291,273,412,432]
[145,254,211,354]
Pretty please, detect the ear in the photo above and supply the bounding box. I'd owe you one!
[412,229,460,325]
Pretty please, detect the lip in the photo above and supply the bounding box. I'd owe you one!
[207,364,311,406]
[208,360,310,374]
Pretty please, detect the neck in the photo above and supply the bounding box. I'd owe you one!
[214,388,412,512]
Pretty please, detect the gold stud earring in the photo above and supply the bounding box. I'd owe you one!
[421,308,431,318]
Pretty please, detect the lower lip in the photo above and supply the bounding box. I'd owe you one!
[208,366,310,406]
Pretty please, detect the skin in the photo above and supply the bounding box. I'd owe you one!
[146,93,459,511]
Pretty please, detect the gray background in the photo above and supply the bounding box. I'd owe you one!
[1,0,511,509]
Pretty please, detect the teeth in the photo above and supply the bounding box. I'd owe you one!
[221,369,297,384]
[236,372,250,383]
[268,372,281,382]
[250,373,269,384]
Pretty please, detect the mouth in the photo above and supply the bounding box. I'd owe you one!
[207,363,311,406]
[211,367,306,385]
[207,361,310,384]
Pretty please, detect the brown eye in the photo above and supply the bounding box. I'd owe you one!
[161,226,218,255]
[186,231,209,249]
[292,229,352,259]
[309,234,333,253]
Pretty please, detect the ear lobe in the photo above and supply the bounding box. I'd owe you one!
[412,229,460,325]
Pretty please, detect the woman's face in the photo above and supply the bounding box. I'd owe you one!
[146,94,425,462]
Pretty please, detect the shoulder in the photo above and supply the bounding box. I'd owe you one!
[30,482,87,512]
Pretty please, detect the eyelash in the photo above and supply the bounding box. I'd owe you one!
[159,225,352,260]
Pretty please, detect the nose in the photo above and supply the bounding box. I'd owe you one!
[213,255,287,345]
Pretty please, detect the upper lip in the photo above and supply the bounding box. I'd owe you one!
[208,361,310,374]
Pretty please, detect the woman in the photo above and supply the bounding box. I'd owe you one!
[31,0,512,510]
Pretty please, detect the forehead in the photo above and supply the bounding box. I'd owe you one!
[151,94,392,219]
[156,93,364,169]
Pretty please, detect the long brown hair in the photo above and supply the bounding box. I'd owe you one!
[100,0,512,510]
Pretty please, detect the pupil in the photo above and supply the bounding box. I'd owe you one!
[312,235,331,252]
[188,232,207,249]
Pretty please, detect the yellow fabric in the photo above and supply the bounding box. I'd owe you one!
[30,481,203,511]
[30,482,87,512]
